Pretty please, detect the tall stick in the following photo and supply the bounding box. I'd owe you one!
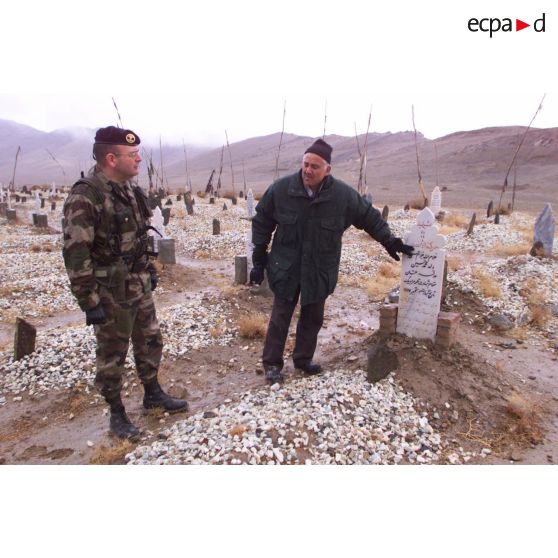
[159,136,165,195]
[357,108,372,194]
[216,145,225,196]
[46,149,67,186]
[497,93,545,212]
[112,97,124,128]
[411,105,427,204]
[434,141,439,187]
[322,100,328,139]
[242,159,247,196]
[225,130,235,196]
[274,100,287,180]
[8,146,21,192]
[182,139,192,193]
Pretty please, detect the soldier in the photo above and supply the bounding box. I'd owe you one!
[63,126,187,440]
[250,139,414,385]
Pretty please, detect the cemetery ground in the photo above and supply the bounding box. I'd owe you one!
[0,195,557,465]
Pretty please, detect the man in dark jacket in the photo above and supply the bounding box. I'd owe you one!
[250,138,413,384]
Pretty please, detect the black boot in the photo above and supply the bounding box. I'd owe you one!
[295,361,322,376]
[265,366,284,385]
[143,378,189,412]
[107,396,140,441]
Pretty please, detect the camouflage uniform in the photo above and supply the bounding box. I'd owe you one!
[63,167,162,400]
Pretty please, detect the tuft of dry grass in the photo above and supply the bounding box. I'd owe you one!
[365,275,399,300]
[196,191,207,199]
[89,440,135,464]
[439,224,462,235]
[378,261,400,279]
[442,213,469,228]
[237,313,268,339]
[194,249,211,259]
[472,267,502,298]
[220,284,241,298]
[530,305,551,328]
[30,244,41,252]
[209,318,226,339]
[406,197,427,210]
[229,424,248,437]
[505,392,544,445]
[489,242,531,257]
[446,255,464,272]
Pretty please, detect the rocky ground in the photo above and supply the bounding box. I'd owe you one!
[0,194,556,465]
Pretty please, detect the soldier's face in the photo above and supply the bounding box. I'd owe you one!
[302,153,330,190]
[109,146,142,180]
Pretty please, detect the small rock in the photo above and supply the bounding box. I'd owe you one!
[87,440,94,447]
[203,411,218,419]
[347,355,358,362]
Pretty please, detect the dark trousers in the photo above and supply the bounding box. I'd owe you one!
[262,294,326,370]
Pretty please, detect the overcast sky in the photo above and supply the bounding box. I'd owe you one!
[1,0,555,146]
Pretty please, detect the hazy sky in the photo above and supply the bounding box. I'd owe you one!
[1,0,555,146]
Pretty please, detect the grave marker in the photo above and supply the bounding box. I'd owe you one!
[382,205,389,221]
[247,189,255,218]
[397,207,447,341]
[531,203,555,257]
[14,318,36,361]
[430,186,442,216]
[213,218,220,235]
[235,255,248,284]
[487,200,494,217]
[466,212,476,235]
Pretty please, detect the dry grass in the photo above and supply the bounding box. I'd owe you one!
[365,275,399,300]
[442,213,469,228]
[406,197,427,210]
[504,392,544,445]
[89,440,135,465]
[237,313,268,339]
[530,305,551,328]
[378,261,400,279]
[196,191,207,199]
[194,249,211,259]
[472,267,502,298]
[519,278,551,328]
[513,223,534,244]
[489,242,531,257]
[229,424,248,437]
[439,224,463,235]
[30,244,41,252]
[446,255,464,272]
[221,190,238,201]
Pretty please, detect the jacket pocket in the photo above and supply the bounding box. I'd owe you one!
[319,217,344,253]
[277,213,298,247]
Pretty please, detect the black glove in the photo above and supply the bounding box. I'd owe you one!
[249,266,265,285]
[252,244,268,269]
[85,304,107,326]
[148,267,158,291]
[383,237,414,261]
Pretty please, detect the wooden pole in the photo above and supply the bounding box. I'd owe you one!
[274,100,287,180]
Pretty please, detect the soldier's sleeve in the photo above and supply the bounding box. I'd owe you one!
[62,186,101,311]
[347,186,393,245]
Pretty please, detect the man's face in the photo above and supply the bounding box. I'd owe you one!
[302,153,331,189]
[108,145,142,181]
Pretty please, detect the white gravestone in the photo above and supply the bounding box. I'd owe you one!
[430,186,442,216]
[0,183,4,201]
[51,182,56,196]
[246,230,254,271]
[34,192,41,214]
[149,206,166,251]
[247,189,255,219]
[533,204,555,257]
[397,207,447,341]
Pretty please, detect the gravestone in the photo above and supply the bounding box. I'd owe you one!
[466,212,476,235]
[222,203,228,211]
[0,202,7,216]
[246,229,254,272]
[6,209,16,222]
[14,317,36,361]
[366,344,399,383]
[41,198,45,209]
[531,204,555,257]
[15,195,20,203]
[32,213,38,226]
[21,196,26,203]
[231,197,237,206]
[235,255,248,284]
[36,214,48,228]
[149,206,165,252]
[487,200,494,217]
[246,189,255,218]
[51,202,56,211]
[162,207,171,226]
[158,238,176,264]
[209,197,215,205]
[184,192,194,216]
[430,186,442,216]
[213,218,220,235]
[239,191,244,199]
[165,198,173,206]
[51,182,56,196]
[404,203,410,212]
[176,194,182,202]
[494,212,500,225]
[382,205,389,221]
[397,207,447,341]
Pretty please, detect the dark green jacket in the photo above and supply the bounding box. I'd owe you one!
[252,171,394,306]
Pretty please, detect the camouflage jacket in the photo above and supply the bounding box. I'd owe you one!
[63,167,155,311]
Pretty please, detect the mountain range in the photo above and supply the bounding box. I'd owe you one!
[1,119,556,211]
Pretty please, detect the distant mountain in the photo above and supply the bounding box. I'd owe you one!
[1,119,556,210]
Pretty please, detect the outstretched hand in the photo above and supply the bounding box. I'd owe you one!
[383,237,414,261]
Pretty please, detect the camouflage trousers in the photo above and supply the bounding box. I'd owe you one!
[93,287,163,400]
